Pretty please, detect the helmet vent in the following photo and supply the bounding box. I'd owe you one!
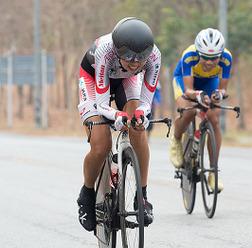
[215,38,220,46]
[203,39,208,46]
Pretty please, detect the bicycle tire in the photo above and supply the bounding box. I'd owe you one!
[200,121,218,218]
[119,146,144,248]
[96,152,117,248]
[181,122,197,214]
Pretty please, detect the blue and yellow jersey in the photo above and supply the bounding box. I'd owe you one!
[174,45,232,79]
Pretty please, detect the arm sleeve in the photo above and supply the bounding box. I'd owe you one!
[137,45,161,116]
[95,45,117,120]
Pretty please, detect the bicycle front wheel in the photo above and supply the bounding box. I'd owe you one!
[96,152,117,248]
[181,123,197,214]
[200,121,218,218]
[119,146,144,248]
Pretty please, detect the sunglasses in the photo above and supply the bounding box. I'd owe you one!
[122,56,147,62]
[200,55,220,61]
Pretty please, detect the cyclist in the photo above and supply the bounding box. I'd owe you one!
[77,17,161,231]
[170,28,232,192]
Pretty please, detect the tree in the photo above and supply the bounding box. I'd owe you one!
[228,0,252,129]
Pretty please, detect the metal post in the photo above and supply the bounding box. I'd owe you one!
[41,50,47,128]
[34,0,41,127]
[7,51,13,127]
[219,0,228,134]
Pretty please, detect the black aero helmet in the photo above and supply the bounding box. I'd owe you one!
[112,17,154,62]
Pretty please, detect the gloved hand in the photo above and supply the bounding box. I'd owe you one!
[212,89,223,101]
[114,111,131,131]
[196,90,209,107]
[132,110,149,130]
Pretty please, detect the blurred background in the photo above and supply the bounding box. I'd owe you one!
[0,0,251,145]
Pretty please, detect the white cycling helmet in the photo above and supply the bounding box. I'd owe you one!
[195,28,225,57]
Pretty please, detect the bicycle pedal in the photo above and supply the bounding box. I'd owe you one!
[174,170,182,179]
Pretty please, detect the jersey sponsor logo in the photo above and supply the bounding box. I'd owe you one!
[80,107,86,116]
[193,72,219,78]
[80,88,87,102]
[184,56,198,64]
[220,57,230,67]
[104,50,116,64]
[96,65,109,94]
[80,107,91,117]
[149,53,159,62]
[151,67,159,86]
[145,76,157,93]
[98,65,105,87]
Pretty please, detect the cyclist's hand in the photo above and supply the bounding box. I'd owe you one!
[115,111,131,131]
[196,90,210,108]
[211,89,223,103]
[132,110,149,131]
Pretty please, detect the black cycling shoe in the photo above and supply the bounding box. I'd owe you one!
[134,197,154,226]
[77,185,96,231]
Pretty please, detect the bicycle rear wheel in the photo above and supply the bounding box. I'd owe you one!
[181,123,197,214]
[200,121,218,218]
[96,152,117,248]
[119,146,144,248]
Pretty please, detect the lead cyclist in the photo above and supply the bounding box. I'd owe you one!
[77,17,161,232]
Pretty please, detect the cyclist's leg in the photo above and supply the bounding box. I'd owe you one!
[206,108,224,191]
[83,115,112,188]
[123,99,150,187]
[171,76,196,167]
[206,108,221,161]
[77,115,112,231]
[120,75,153,225]
[173,76,197,139]
[199,78,223,191]
[77,62,112,231]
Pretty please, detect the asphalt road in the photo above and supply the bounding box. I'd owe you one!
[0,132,251,248]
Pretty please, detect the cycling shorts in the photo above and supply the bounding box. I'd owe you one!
[172,76,219,100]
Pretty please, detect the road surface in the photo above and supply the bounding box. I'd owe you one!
[0,132,251,248]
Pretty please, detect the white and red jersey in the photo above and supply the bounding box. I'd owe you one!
[79,33,161,121]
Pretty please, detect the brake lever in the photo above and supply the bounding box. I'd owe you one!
[177,108,184,118]
[234,106,240,118]
[164,118,172,137]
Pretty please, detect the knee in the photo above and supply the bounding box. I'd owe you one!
[91,140,112,158]
[209,115,220,127]
[179,109,196,123]
[129,129,147,146]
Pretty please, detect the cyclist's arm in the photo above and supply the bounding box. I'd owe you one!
[184,75,210,107]
[217,78,228,97]
[184,75,197,99]
[95,45,118,120]
[137,46,161,116]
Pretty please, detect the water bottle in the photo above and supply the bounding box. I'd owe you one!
[191,129,199,157]
[110,155,119,188]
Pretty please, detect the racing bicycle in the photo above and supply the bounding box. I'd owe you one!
[85,117,171,247]
[174,95,240,218]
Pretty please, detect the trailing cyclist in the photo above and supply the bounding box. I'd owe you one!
[170,28,232,192]
[77,17,161,231]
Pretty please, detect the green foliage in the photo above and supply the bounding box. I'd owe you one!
[157,7,218,66]
[156,8,184,66]
[228,1,252,55]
